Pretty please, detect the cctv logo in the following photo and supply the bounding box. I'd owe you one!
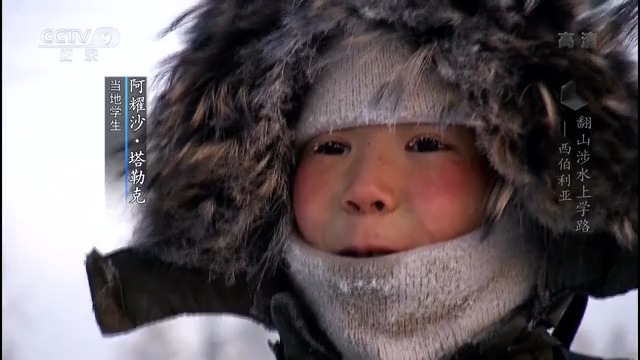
[39,27,121,48]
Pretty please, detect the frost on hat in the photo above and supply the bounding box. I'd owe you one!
[296,34,468,145]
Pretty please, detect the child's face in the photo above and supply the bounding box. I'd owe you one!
[293,124,493,256]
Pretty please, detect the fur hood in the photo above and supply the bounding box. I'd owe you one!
[86,0,638,336]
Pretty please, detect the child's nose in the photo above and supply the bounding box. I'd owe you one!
[341,183,398,215]
[341,139,400,215]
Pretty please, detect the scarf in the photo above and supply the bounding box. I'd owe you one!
[284,211,540,360]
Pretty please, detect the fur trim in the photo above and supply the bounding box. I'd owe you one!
[129,0,637,292]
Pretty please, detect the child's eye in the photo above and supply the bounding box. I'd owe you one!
[405,136,447,152]
[313,141,351,155]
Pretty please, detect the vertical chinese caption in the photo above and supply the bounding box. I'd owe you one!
[105,77,147,206]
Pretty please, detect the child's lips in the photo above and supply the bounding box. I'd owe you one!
[336,247,397,258]
[334,237,402,257]
[329,223,412,257]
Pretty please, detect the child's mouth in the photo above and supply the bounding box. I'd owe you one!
[337,250,395,258]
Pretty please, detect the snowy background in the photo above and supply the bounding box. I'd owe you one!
[2,0,637,359]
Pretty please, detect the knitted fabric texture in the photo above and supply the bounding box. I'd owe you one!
[284,211,540,360]
[295,34,468,146]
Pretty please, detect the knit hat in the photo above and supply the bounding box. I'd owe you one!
[296,34,468,145]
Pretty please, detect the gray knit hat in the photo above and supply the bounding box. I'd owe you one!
[295,33,469,145]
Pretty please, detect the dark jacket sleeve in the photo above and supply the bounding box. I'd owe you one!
[84,247,255,335]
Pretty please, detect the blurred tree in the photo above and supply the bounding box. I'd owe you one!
[200,316,276,360]
[605,323,636,359]
[124,323,177,360]
[572,328,596,354]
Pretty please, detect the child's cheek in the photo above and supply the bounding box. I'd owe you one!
[409,162,472,202]
[408,162,486,236]
[292,160,333,243]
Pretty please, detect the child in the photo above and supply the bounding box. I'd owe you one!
[85,0,638,359]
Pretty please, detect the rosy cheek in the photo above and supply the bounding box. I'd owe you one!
[293,160,331,245]
[408,161,488,239]
[410,162,470,201]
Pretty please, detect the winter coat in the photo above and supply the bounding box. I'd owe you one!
[84,0,638,359]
